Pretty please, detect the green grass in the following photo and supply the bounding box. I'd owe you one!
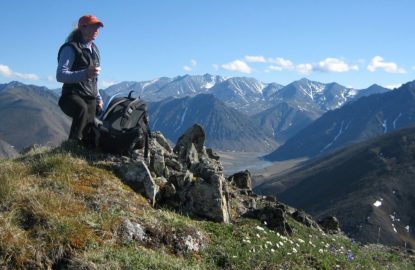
[0,143,413,269]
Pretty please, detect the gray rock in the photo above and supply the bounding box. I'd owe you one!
[150,148,166,177]
[152,131,172,153]
[243,206,292,235]
[118,161,159,206]
[180,231,206,253]
[318,216,341,234]
[173,124,206,167]
[227,170,252,190]
[118,218,146,242]
[292,210,320,229]
[206,148,220,160]
[169,170,194,189]
[165,157,182,171]
[185,175,230,223]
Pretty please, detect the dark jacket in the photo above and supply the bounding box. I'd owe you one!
[58,41,100,98]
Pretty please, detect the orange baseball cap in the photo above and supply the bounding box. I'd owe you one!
[78,15,104,28]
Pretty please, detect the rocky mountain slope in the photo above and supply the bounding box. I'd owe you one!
[255,126,415,248]
[148,94,277,151]
[252,101,321,144]
[0,126,413,269]
[265,80,414,161]
[0,81,70,151]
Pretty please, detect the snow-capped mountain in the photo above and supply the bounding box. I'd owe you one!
[265,80,415,161]
[104,74,225,102]
[148,94,277,152]
[269,78,358,112]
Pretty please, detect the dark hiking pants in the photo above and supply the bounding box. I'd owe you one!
[58,94,96,141]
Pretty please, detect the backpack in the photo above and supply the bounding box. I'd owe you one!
[95,91,150,157]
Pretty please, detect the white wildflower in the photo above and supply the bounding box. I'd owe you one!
[292,248,298,253]
[279,241,284,247]
[271,248,275,253]
[266,241,272,245]
[298,238,305,243]
[256,226,265,231]
[256,234,261,238]
[319,249,324,253]
[263,221,268,225]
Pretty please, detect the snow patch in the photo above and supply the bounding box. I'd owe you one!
[373,200,382,207]
[393,113,402,129]
[174,107,188,133]
[320,120,348,152]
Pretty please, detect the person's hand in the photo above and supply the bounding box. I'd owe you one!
[97,99,104,109]
[86,66,101,78]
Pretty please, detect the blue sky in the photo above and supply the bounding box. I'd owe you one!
[0,0,414,89]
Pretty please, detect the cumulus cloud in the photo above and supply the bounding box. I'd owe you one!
[296,63,313,75]
[245,55,267,63]
[183,59,197,72]
[367,56,406,73]
[316,58,358,72]
[0,64,39,80]
[268,57,295,70]
[222,60,252,74]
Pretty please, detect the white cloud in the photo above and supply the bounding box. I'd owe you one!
[367,56,406,73]
[268,65,283,71]
[296,63,313,75]
[316,58,358,72]
[183,59,197,72]
[221,60,252,74]
[0,64,39,80]
[268,57,295,69]
[212,64,219,70]
[245,55,267,63]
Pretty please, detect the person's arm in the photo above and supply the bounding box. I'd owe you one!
[56,45,88,83]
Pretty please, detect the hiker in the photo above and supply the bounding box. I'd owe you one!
[56,14,104,146]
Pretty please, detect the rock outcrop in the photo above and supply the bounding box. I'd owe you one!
[113,123,340,235]
[117,124,230,223]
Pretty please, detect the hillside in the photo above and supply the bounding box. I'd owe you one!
[265,80,415,161]
[0,130,413,269]
[148,94,277,151]
[0,82,70,151]
[255,126,415,248]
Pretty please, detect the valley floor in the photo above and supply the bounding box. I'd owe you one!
[217,151,306,186]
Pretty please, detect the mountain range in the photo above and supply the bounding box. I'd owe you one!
[148,94,277,151]
[0,81,70,155]
[255,126,415,248]
[0,76,391,157]
[265,80,415,161]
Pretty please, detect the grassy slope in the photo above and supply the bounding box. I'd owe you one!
[0,142,413,269]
